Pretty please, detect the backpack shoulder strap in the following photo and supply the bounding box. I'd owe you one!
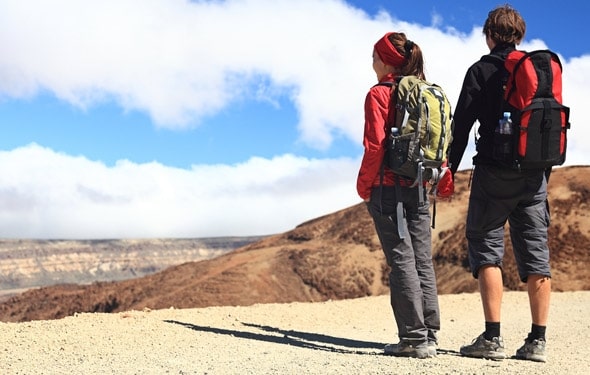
[374,81,400,130]
[374,82,393,88]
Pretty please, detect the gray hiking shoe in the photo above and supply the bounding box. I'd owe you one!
[460,334,507,360]
[515,338,547,362]
[384,341,434,359]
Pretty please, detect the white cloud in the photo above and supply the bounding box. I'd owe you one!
[1,0,586,154]
[558,54,590,167]
[0,0,376,138]
[0,144,360,238]
[0,0,588,238]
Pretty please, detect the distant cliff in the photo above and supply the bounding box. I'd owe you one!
[0,236,264,299]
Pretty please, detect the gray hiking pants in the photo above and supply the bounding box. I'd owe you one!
[367,185,440,345]
[466,165,551,282]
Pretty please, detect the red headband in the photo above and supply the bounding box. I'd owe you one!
[374,32,404,67]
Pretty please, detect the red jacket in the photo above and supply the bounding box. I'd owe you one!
[356,74,414,200]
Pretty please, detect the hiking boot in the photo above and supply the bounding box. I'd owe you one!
[515,338,547,362]
[460,334,506,360]
[384,341,433,359]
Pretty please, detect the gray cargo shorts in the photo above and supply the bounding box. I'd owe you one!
[466,165,551,282]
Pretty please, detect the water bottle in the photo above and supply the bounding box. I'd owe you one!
[498,112,512,134]
[493,112,513,161]
[389,127,404,169]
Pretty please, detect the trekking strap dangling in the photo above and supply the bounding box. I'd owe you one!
[428,167,440,229]
[394,176,407,240]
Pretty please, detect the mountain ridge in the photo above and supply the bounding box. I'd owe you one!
[1,166,588,322]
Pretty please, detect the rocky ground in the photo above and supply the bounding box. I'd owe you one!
[1,291,588,374]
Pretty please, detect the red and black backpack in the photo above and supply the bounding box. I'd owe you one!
[486,49,571,170]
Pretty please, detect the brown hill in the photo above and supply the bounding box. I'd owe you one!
[1,166,589,322]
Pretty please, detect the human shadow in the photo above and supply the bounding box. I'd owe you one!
[247,323,462,356]
[164,320,383,355]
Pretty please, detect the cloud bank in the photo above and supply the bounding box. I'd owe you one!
[0,0,587,238]
[0,144,358,238]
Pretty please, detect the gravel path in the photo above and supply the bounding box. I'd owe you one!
[1,291,588,374]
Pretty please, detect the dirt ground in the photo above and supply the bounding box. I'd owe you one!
[1,291,589,374]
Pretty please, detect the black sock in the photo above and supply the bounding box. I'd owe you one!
[528,324,547,341]
[484,322,500,340]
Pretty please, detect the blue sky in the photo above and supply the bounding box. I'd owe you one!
[1,0,588,239]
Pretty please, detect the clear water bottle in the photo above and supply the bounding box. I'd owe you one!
[493,112,513,161]
[498,112,512,134]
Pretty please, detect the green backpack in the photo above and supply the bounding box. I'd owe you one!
[378,76,454,233]
[382,75,453,184]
